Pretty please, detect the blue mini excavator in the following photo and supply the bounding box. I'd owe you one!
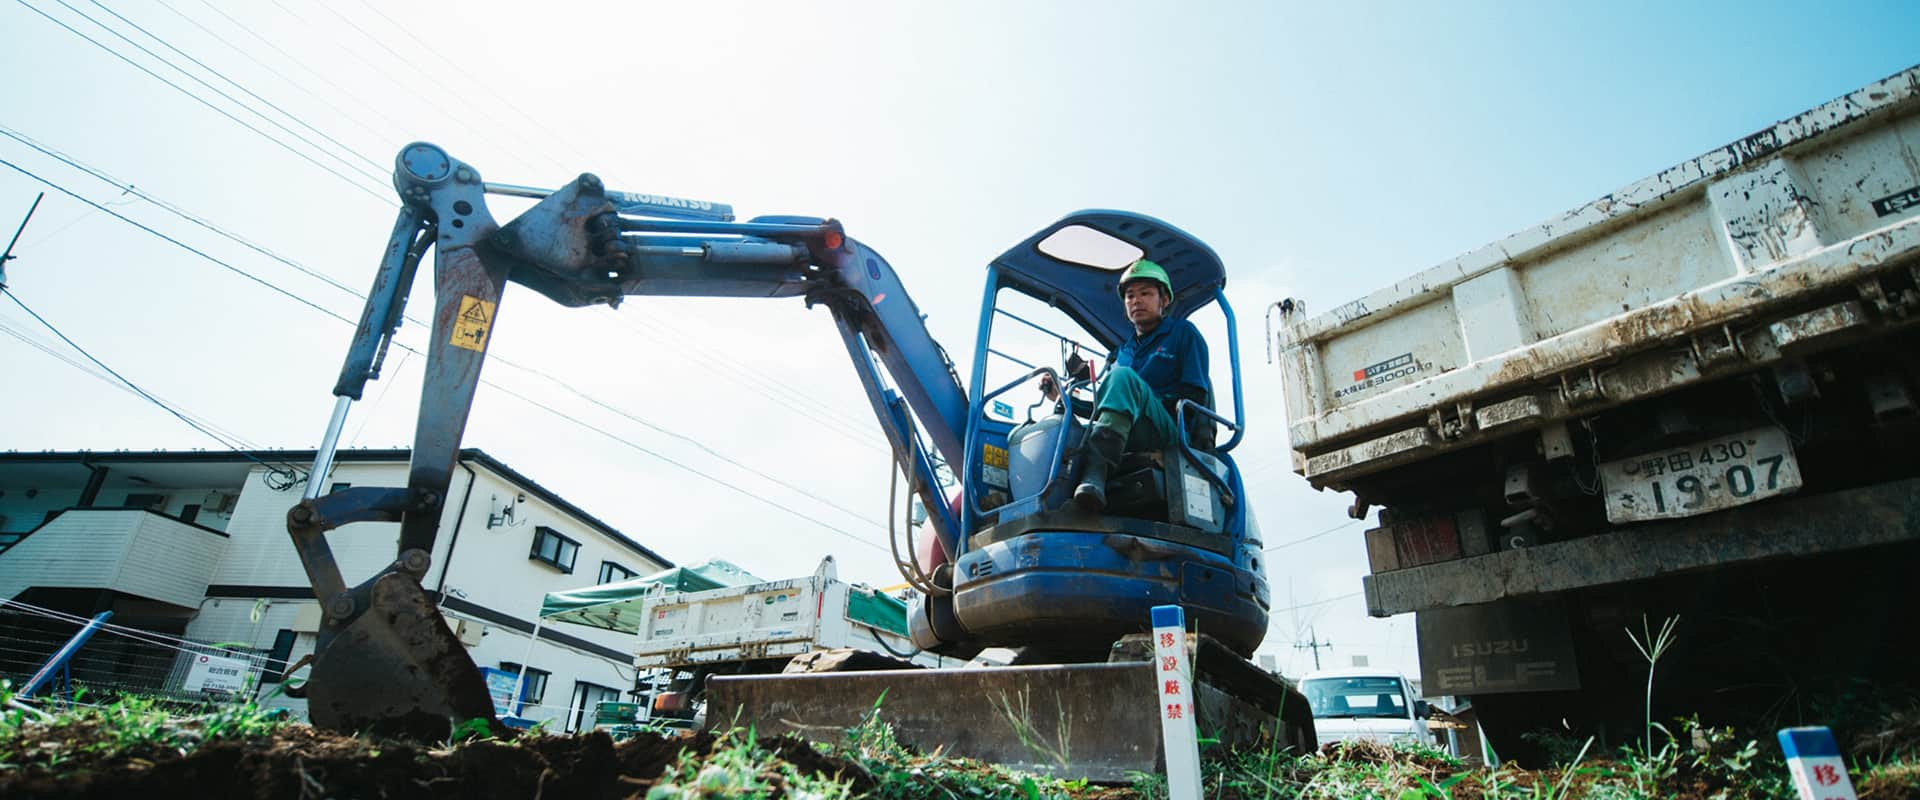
[286,143,1308,773]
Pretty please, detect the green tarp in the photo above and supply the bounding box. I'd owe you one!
[539,560,760,633]
[845,586,911,636]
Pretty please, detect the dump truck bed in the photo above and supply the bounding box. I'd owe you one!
[1275,66,1920,488]
[632,573,944,669]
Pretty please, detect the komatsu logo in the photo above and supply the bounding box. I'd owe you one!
[619,192,714,211]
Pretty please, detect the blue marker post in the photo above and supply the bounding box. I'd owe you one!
[1150,605,1201,800]
[1777,726,1857,800]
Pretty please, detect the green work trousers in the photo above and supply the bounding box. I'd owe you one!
[1091,367,1179,451]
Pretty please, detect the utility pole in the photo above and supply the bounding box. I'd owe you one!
[1,192,46,289]
[1294,625,1332,671]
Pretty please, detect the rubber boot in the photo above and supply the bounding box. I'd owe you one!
[1074,413,1132,512]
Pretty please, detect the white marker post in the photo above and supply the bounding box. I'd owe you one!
[1150,605,1202,800]
[1778,726,1858,800]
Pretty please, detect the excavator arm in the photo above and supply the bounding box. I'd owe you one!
[287,144,971,736]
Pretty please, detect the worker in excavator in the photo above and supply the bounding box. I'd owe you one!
[1043,257,1213,511]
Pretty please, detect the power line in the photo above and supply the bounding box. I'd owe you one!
[0,154,363,325]
[305,0,561,173]
[480,379,889,554]
[0,124,367,298]
[15,0,890,449]
[0,154,893,552]
[347,0,599,168]
[596,309,887,452]
[260,0,545,177]
[1263,519,1362,552]
[10,0,392,205]
[0,127,892,522]
[1269,591,1363,615]
[0,315,263,449]
[172,0,414,146]
[84,0,387,174]
[2,286,304,477]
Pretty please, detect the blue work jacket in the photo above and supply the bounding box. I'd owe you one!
[1110,317,1211,407]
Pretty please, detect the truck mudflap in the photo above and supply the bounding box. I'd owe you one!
[706,636,1313,783]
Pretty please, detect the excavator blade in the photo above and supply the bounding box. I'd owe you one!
[707,636,1314,783]
[305,573,500,739]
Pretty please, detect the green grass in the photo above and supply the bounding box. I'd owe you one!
[0,680,289,770]
[645,725,854,800]
[4,676,1918,800]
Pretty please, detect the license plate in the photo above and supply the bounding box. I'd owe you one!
[1599,427,1803,523]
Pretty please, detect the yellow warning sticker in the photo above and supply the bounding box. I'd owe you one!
[982,444,1009,469]
[450,296,494,352]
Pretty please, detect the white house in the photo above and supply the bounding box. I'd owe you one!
[0,447,671,732]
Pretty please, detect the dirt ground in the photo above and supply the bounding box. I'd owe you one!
[0,725,863,800]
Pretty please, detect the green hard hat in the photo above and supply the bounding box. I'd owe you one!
[1117,258,1174,303]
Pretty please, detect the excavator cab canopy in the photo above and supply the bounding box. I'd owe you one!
[988,210,1227,351]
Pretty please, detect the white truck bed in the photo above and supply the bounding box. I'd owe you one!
[632,567,949,670]
[1275,66,1920,487]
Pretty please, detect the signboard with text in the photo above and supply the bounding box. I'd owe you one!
[184,652,252,694]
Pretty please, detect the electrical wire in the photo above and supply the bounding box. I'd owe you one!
[1,287,307,477]
[84,0,387,175]
[1263,519,1362,552]
[346,0,600,168]
[0,154,361,326]
[2,124,894,502]
[0,316,264,450]
[476,377,889,554]
[303,0,560,174]
[0,124,367,298]
[260,0,544,177]
[598,309,888,451]
[1267,591,1363,617]
[0,599,295,670]
[0,154,896,551]
[168,0,412,146]
[10,0,394,205]
[18,0,887,450]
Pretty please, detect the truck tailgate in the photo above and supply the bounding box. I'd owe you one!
[1276,66,1920,487]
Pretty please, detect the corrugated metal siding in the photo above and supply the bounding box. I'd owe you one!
[0,511,137,600]
[0,510,224,607]
[117,513,228,608]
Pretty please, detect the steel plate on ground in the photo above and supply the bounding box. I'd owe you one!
[706,663,1289,782]
[1600,427,1802,523]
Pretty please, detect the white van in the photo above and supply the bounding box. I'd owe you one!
[1298,669,1430,746]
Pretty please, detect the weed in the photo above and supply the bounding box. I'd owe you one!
[991,687,1071,770]
[648,725,852,800]
[447,716,496,744]
[1625,614,1681,759]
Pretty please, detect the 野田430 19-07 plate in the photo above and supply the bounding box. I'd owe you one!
[1599,427,1803,523]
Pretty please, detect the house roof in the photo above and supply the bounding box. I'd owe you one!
[0,447,674,569]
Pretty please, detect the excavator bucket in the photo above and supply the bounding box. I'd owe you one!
[303,573,501,739]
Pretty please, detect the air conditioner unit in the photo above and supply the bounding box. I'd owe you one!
[292,603,323,633]
[452,618,485,647]
[203,491,238,514]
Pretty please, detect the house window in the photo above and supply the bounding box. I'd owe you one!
[529,526,579,573]
[178,504,201,524]
[499,662,550,712]
[598,561,636,585]
[261,630,298,684]
[123,493,167,511]
[570,681,625,732]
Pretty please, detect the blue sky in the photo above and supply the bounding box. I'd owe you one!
[0,1,1913,678]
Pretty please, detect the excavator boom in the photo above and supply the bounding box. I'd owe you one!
[287,144,970,735]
